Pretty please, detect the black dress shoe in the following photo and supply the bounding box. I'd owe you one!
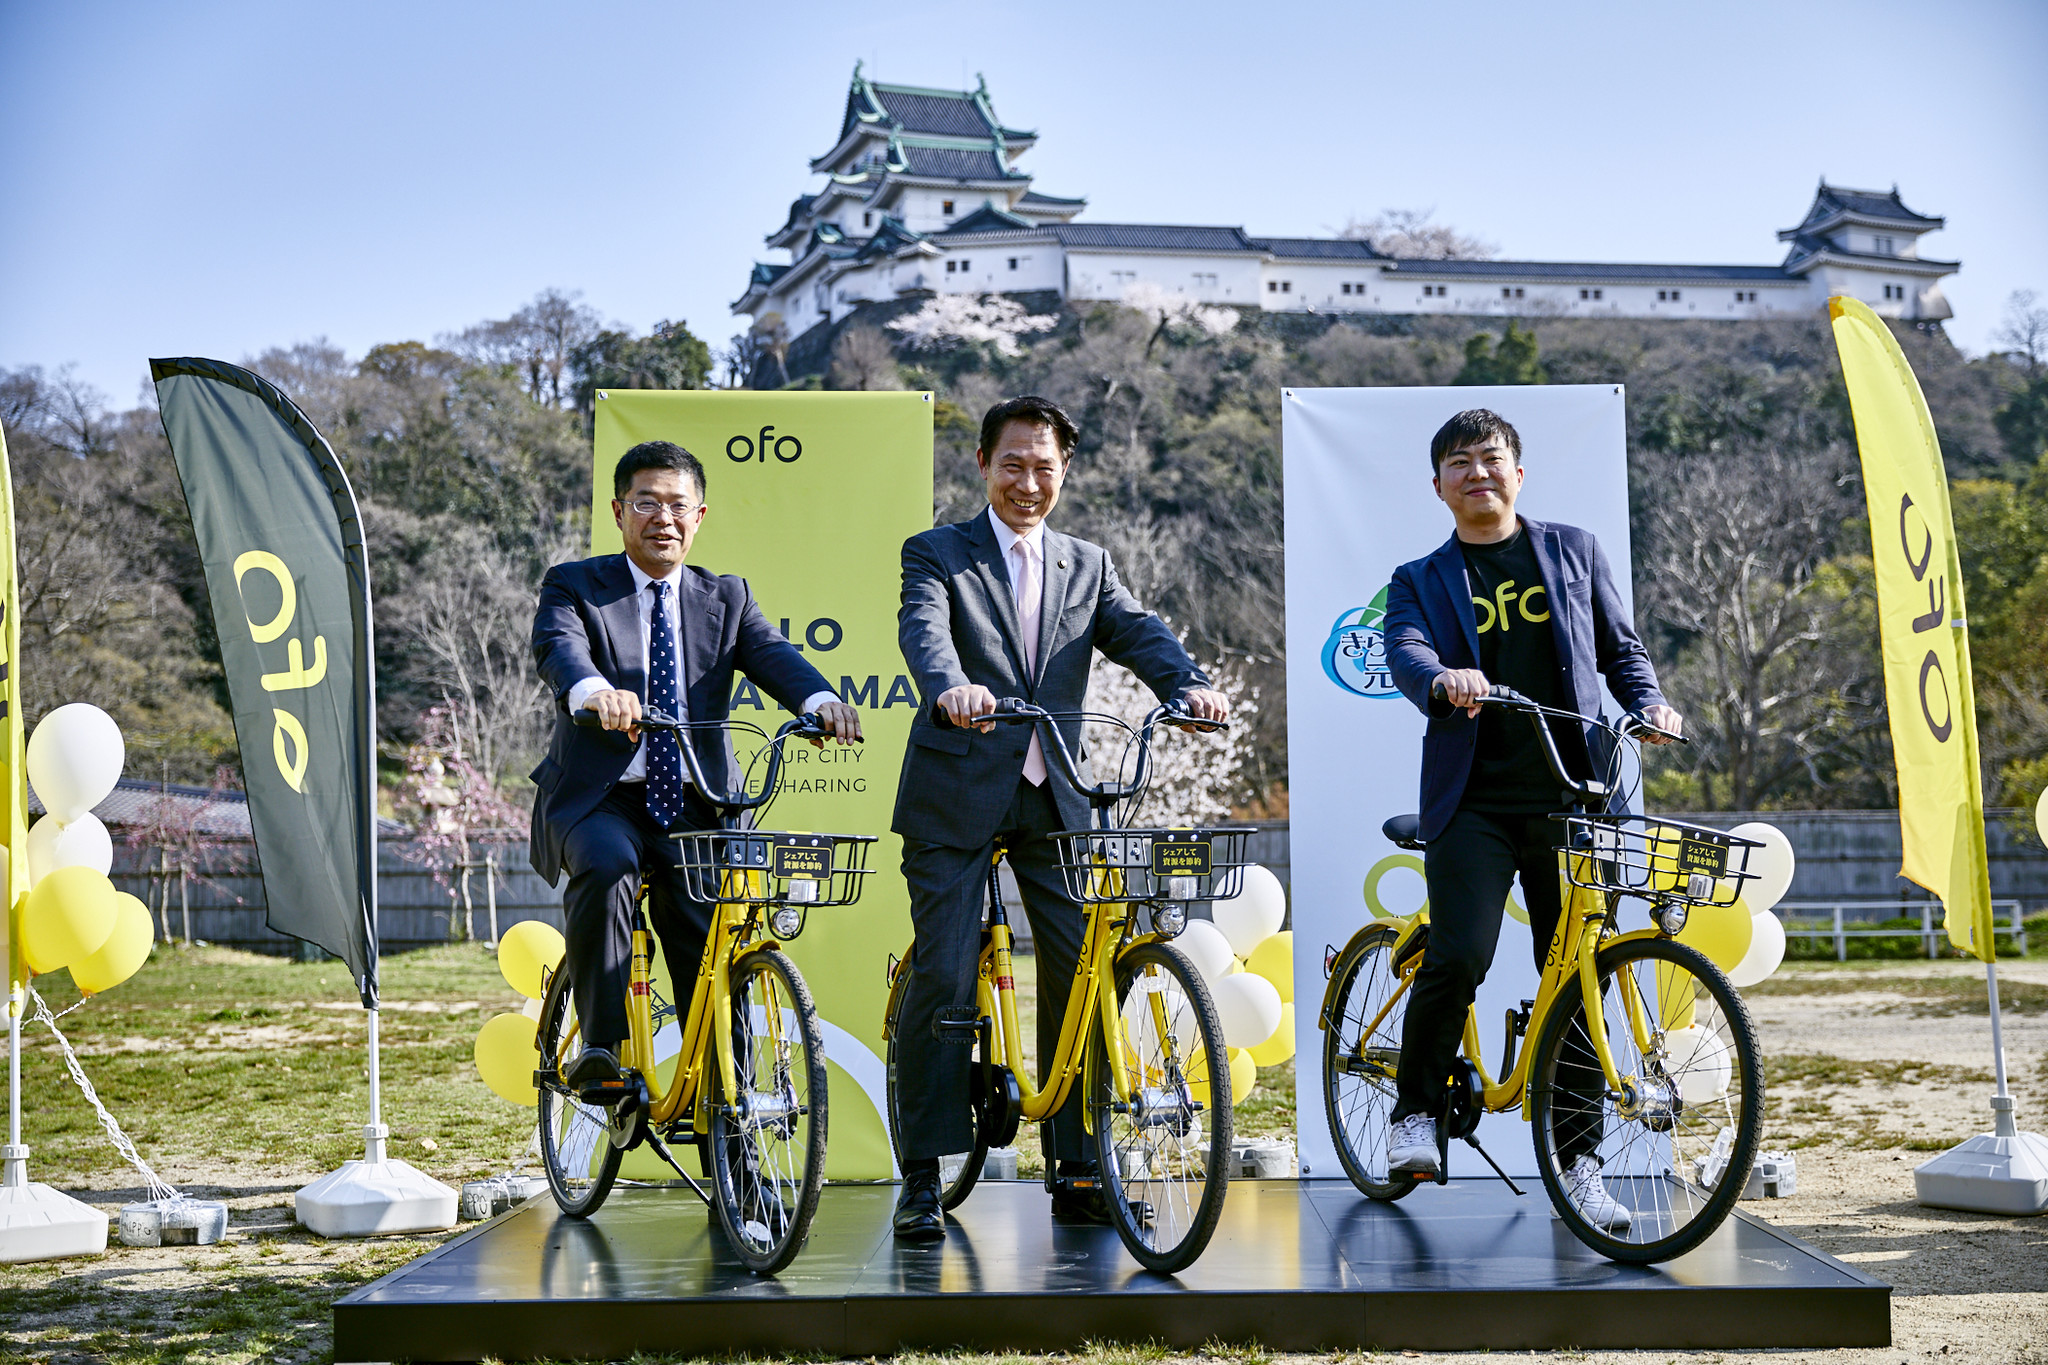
[893,1169,945,1242]
[564,1047,627,1103]
[1049,1167,1115,1226]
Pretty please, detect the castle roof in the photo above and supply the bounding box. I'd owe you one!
[1385,257,1791,283]
[1251,236,1388,261]
[941,202,1038,234]
[1048,223,1262,252]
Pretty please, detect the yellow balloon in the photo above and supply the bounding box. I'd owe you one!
[1230,1047,1257,1105]
[70,893,154,994]
[474,1013,540,1107]
[1247,1002,1295,1066]
[19,865,118,974]
[497,920,566,1000]
[1186,1045,1217,1107]
[1654,960,1699,1031]
[1247,931,1294,1004]
[1675,894,1754,973]
[1645,824,1687,893]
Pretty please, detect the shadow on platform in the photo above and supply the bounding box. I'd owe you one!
[334,1179,1889,1361]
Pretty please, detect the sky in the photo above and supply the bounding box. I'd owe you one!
[4,0,2044,407]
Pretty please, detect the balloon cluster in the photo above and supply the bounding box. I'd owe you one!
[1159,865,1294,1105]
[1653,821,1794,988]
[11,705,153,995]
[472,921,565,1106]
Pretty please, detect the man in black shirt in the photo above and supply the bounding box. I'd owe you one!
[1380,409,1681,1229]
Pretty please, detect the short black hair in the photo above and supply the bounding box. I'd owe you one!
[1429,409,1522,474]
[613,440,705,501]
[977,395,1078,465]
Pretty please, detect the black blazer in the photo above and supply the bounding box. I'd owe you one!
[894,512,1209,847]
[1383,518,1665,842]
[527,554,832,883]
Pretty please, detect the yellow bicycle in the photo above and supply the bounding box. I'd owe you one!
[881,699,1253,1273]
[532,709,874,1275]
[1318,687,1766,1263]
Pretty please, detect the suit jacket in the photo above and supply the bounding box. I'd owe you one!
[895,512,1211,847]
[1383,517,1665,842]
[528,554,833,884]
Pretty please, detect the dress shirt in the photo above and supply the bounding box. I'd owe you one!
[567,560,837,782]
[986,506,1048,784]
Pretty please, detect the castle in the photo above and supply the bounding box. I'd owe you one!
[735,66,1958,347]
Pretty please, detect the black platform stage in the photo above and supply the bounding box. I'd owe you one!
[335,1180,1889,1362]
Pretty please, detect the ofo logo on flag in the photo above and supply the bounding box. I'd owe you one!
[1320,585,1400,700]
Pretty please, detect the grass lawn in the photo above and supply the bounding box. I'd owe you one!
[2,940,1297,1364]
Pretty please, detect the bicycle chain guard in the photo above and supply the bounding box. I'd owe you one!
[1443,1058,1483,1140]
[974,1059,1023,1150]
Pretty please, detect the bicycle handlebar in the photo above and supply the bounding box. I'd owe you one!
[571,707,849,817]
[932,696,1229,813]
[1430,682,1685,810]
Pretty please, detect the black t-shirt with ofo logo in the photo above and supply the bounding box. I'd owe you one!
[1459,525,1571,814]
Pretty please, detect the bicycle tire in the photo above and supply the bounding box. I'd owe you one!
[1528,935,1764,1264]
[1321,925,1417,1201]
[535,961,624,1218]
[883,943,988,1210]
[708,945,829,1275]
[1091,940,1232,1274]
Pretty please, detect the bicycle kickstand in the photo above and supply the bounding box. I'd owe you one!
[642,1127,714,1209]
[1460,1133,1526,1197]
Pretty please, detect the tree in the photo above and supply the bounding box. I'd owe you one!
[446,288,603,407]
[826,325,906,391]
[887,293,1057,358]
[1339,208,1496,260]
[1083,644,1258,826]
[1994,288,2048,375]
[571,319,714,414]
[1455,321,1546,385]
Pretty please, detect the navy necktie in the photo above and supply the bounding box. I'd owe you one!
[645,580,685,829]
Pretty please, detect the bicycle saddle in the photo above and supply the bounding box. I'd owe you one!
[1382,814,1425,850]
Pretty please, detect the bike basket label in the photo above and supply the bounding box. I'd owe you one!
[1151,840,1212,877]
[772,837,834,880]
[1677,838,1728,877]
[1321,584,1401,700]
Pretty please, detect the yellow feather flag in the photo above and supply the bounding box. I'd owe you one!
[0,420,28,998]
[1829,296,1994,961]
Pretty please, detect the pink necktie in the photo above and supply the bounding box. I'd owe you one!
[1012,539,1047,786]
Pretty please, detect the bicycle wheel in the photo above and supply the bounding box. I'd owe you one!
[535,962,623,1218]
[1322,925,1417,1201]
[708,944,829,1275]
[883,944,987,1210]
[1529,935,1763,1264]
[1090,940,1232,1274]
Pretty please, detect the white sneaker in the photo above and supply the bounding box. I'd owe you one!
[1388,1113,1439,1175]
[1562,1156,1631,1232]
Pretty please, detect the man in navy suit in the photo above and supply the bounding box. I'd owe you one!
[530,440,861,1092]
[889,395,1230,1240]
[1381,409,1681,1229]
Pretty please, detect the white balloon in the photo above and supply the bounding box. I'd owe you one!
[1174,918,1237,986]
[1665,1025,1733,1106]
[2036,785,2047,849]
[27,704,125,823]
[1212,864,1286,957]
[1726,822,1795,913]
[1728,909,1787,988]
[26,813,114,883]
[1121,977,1198,1058]
[1211,971,1284,1049]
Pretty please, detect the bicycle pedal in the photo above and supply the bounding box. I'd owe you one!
[932,1006,981,1044]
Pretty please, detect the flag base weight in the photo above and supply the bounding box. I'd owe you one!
[1913,1098,2048,1216]
[0,1145,109,1264]
[295,1126,457,1238]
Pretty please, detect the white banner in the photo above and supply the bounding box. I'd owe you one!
[1283,384,1636,1179]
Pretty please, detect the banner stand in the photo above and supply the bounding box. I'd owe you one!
[153,359,455,1237]
[0,993,110,1263]
[1911,960,2048,1214]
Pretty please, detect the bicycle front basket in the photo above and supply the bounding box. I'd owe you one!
[1557,814,1758,909]
[670,830,877,907]
[1048,826,1256,905]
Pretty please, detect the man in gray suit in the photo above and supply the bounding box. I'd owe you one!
[890,395,1229,1240]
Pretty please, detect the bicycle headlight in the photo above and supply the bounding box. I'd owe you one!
[1653,901,1688,936]
[770,905,805,940]
[1154,902,1186,938]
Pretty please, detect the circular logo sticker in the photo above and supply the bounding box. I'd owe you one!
[1321,586,1400,700]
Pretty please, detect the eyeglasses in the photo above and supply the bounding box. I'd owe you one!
[621,499,701,520]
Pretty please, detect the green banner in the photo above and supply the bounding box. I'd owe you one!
[593,389,933,1178]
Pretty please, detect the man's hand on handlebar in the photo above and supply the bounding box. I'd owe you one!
[586,688,645,742]
[1636,704,1684,746]
[809,699,864,747]
[936,684,1003,733]
[1433,668,1491,718]
[1171,687,1231,728]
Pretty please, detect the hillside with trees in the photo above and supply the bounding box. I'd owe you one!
[4,287,2044,821]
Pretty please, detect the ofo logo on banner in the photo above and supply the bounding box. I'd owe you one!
[726,425,803,464]
[1320,585,1400,700]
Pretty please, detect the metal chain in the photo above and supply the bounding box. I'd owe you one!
[26,986,180,1204]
